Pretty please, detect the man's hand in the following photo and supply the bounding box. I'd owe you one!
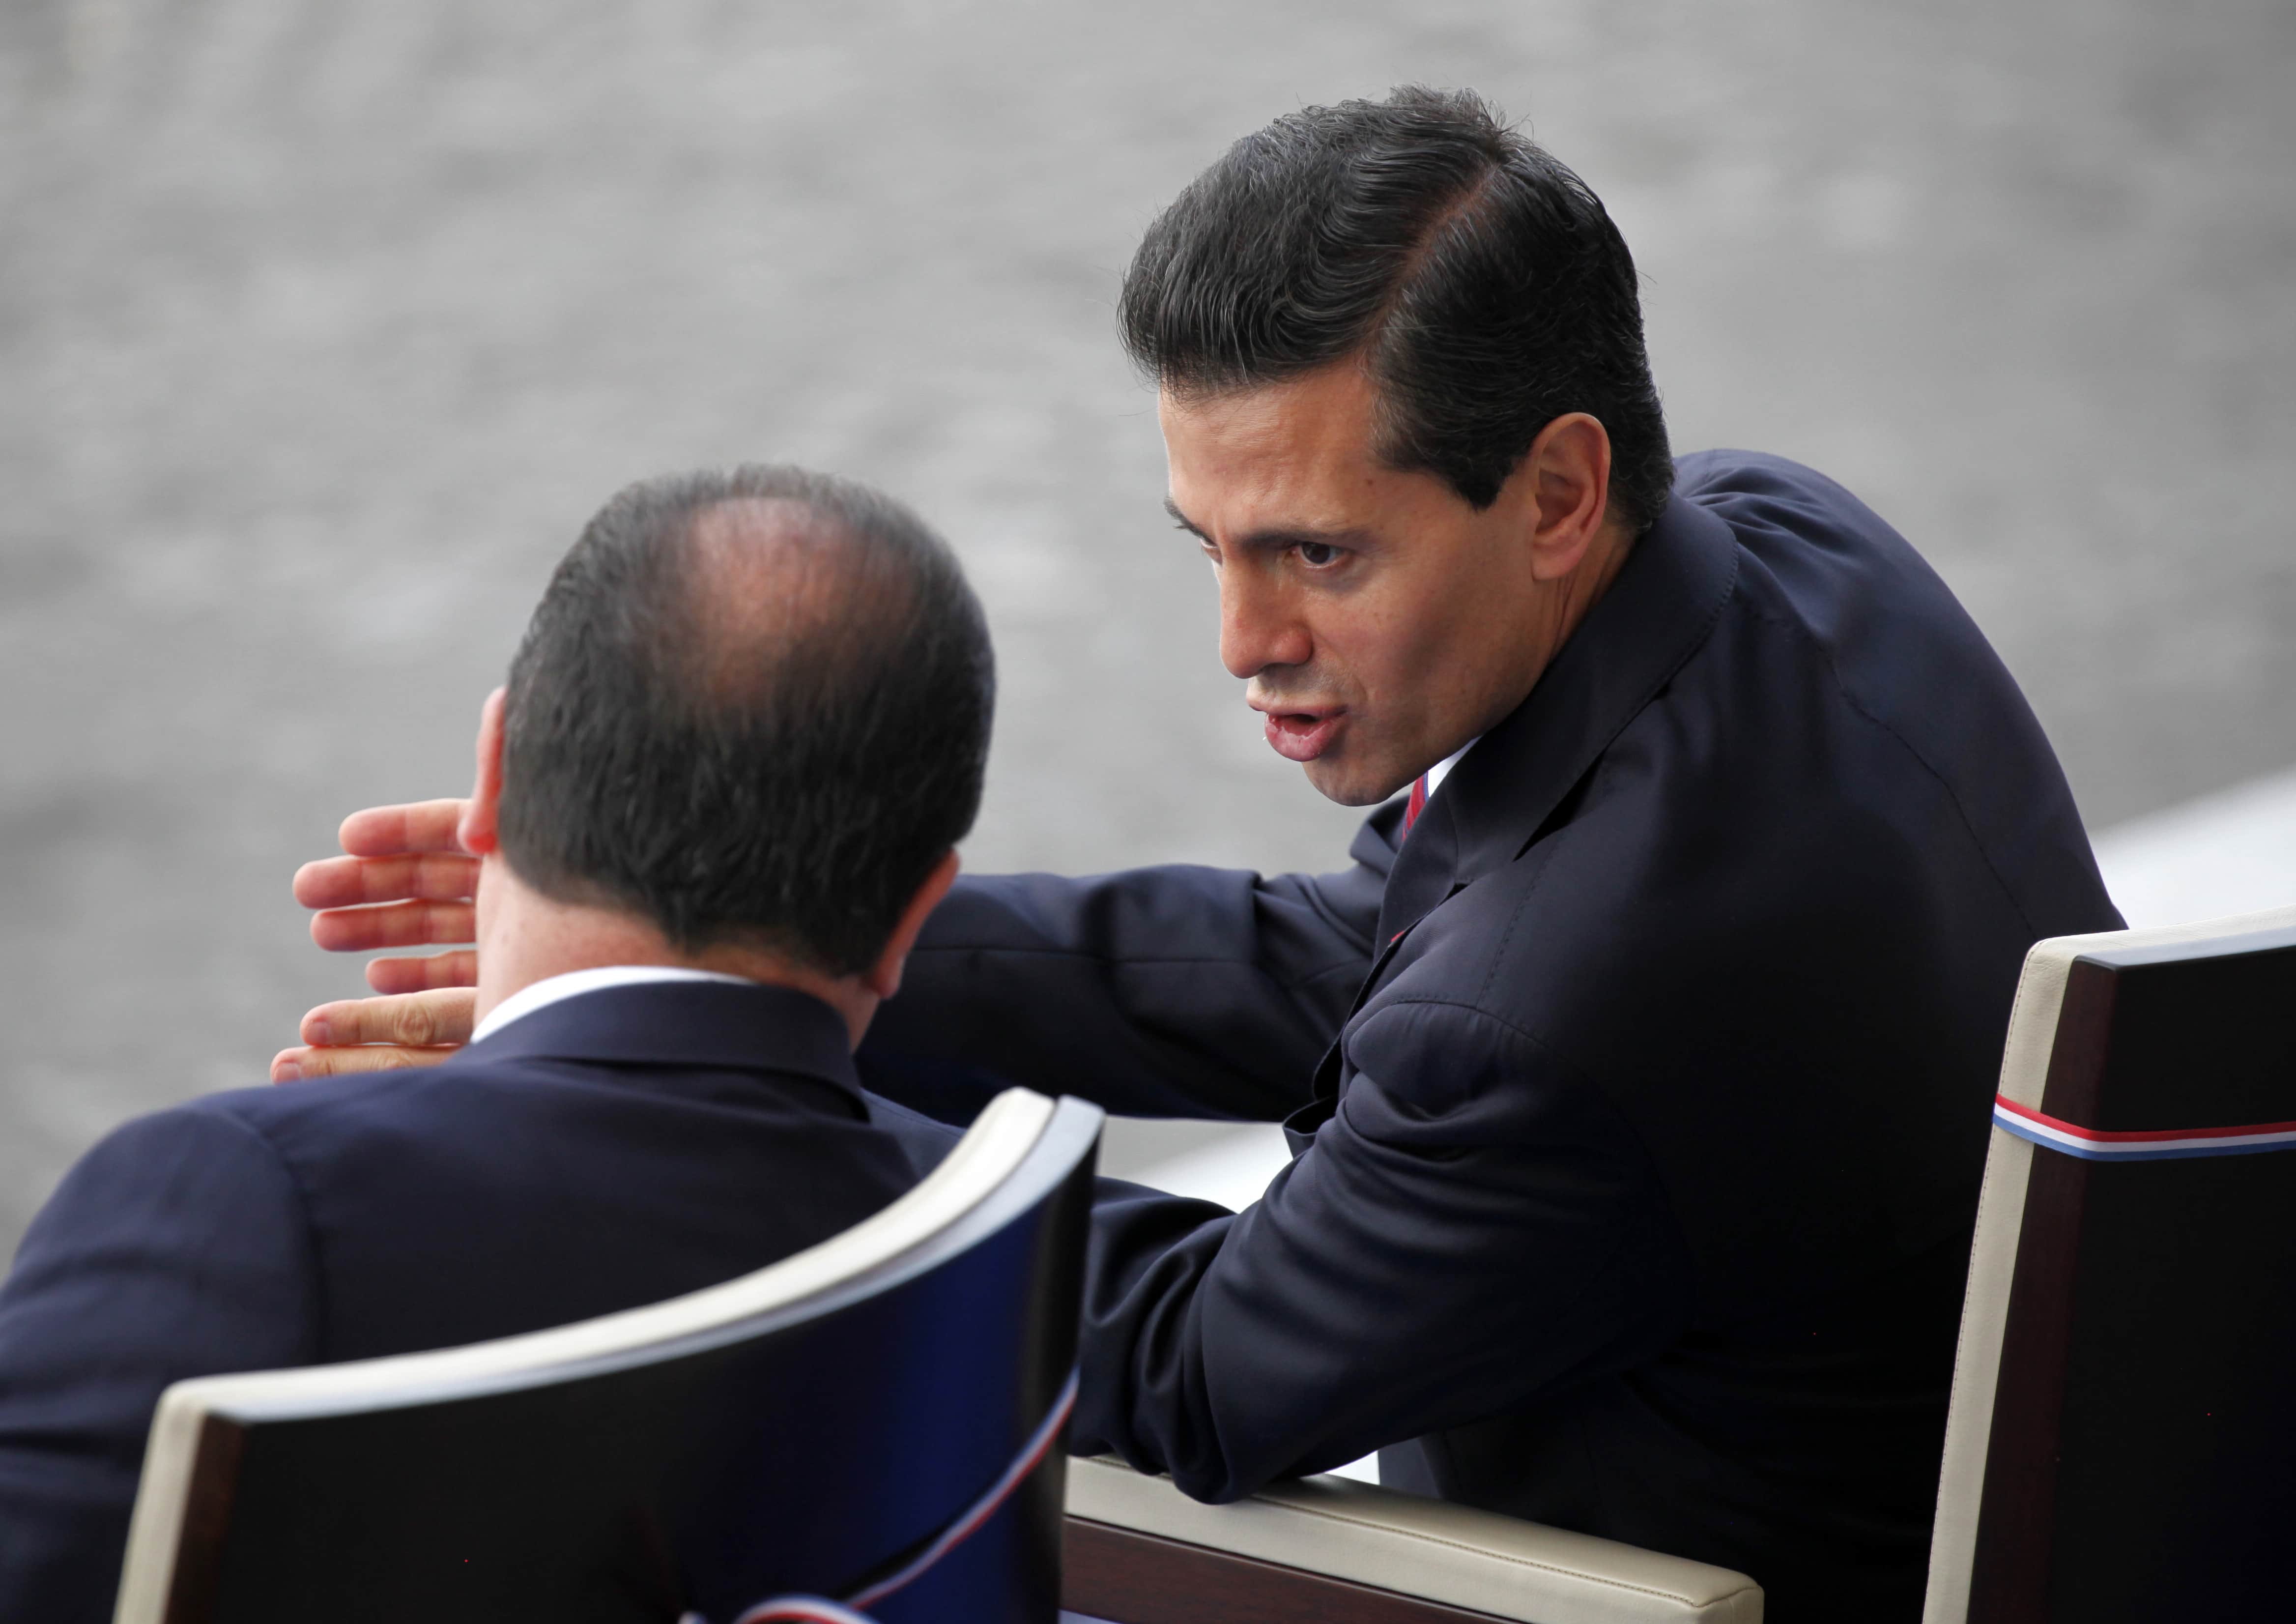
[273,800,482,1081]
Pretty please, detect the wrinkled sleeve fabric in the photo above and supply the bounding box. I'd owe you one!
[1070,999,1695,1502]
[861,818,1394,1122]
[0,1106,320,1623]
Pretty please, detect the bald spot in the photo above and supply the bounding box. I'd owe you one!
[677,496,917,704]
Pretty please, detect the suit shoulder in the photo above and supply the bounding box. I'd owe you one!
[80,1071,478,1196]
[77,1087,301,1169]
[1667,449,2000,727]
[8,1091,320,1307]
[162,1070,430,1142]
[1665,448,2111,934]
[1673,447,1865,507]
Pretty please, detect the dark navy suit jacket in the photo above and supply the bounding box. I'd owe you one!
[0,980,918,1623]
[862,452,2123,1621]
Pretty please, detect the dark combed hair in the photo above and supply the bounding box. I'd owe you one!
[497,465,994,977]
[1120,87,1673,532]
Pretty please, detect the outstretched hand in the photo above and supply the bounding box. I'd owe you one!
[273,800,482,1081]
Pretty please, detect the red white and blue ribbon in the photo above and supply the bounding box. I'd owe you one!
[1993,1095,2296,1162]
[684,1365,1080,1624]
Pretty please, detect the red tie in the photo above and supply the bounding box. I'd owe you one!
[1402,773,1429,839]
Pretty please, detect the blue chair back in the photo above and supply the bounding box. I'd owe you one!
[115,1089,1102,1624]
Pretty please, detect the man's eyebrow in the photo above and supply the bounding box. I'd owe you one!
[1162,498,1375,551]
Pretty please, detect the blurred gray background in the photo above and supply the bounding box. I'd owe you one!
[3,0,2293,1255]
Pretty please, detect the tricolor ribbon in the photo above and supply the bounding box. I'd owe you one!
[1992,1095,2296,1162]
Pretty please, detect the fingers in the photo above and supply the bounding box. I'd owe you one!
[299,988,476,1049]
[271,1044,458,1083]
[337,800,473,859]
[309,899,476,953]
[365,951,479,993]
[293,851,480,910]
[281,803,482,1083]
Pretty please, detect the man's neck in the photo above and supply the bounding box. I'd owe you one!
[1537,517,1636,669]
[473,860,871,1045]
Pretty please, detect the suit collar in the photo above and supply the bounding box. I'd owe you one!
[1376,489,1741,944]
[455,978,861,1102]
[470,965,755,1044]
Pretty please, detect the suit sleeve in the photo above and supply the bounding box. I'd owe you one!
[0,1106,320,1624]
[1069,1000,1696,1500]
[860,811,1396,1122]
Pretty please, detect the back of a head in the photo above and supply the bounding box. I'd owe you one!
[1121,86,1672,532]
[497,466,993,977]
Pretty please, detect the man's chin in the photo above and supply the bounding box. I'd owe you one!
[1300,754,1409,810]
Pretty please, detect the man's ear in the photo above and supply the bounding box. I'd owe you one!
[1521,412,1616,581]
[457,688,509,857]
[862,849,962,1001]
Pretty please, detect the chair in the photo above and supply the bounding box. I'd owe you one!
[1058,903,2296,1624]
[111,1087,1103,1624]
[1922,902,2296,1623]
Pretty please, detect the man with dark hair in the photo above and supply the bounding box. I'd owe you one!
[0,466,989,1617]
[280,91,2119,1619]
[1123,85,1675,532]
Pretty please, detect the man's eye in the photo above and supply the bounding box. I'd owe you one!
[1297,542,1341,567]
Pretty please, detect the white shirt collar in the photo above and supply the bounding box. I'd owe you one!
[469,965,757,1046]
[1424,734,1480,797]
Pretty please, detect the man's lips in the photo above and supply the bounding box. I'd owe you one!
[1261,708,1345,763]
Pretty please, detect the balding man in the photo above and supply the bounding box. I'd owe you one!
[0,467,987,1617]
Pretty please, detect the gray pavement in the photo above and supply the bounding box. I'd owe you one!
[4,0,2294,1254]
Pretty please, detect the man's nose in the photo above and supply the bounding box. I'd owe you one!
[1219,570,1312,680]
